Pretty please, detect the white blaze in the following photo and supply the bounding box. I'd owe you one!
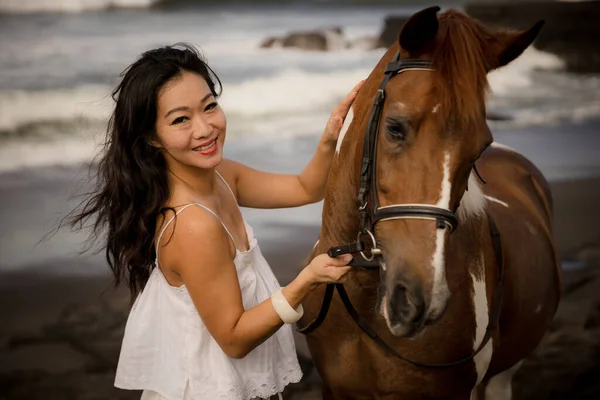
[430,152,452,312]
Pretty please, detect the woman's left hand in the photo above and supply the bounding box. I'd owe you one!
[320,80,365,149]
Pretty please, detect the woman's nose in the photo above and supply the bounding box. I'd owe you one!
[193,115,213,138]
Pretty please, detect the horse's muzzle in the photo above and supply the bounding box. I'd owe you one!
[379,282,427,337]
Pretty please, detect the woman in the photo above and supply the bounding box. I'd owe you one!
[71,43,362,400]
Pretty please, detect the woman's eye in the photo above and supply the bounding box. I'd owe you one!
[205,102,218,111]
[171,116,189,125]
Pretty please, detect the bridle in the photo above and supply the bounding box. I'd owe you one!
[297,51,504,369]
[355,54,458,263]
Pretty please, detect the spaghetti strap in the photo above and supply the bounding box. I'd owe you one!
[215,170,238,204]
[155,203,238,264]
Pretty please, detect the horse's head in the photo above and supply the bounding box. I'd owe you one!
[348,7,544,337]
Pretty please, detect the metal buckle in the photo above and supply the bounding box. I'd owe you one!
[358,229,381,261]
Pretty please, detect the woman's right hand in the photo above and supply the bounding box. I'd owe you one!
[303,253,353,285]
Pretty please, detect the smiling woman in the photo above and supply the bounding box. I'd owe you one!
[66,43,364,399]
[151,72,227,169]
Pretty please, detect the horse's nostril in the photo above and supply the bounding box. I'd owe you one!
[389,284,424,324]
[390,285,408,317]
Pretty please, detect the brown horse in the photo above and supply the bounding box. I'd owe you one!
[298,6,561,400]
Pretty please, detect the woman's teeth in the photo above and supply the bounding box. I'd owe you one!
[196,140,215,151]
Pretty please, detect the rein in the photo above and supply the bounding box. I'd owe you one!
[297,51,505,369]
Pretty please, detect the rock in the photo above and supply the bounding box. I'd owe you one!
[260,27,346,52]
[282,33,328,52]
[465,0,600,73]
[259,37,279,49]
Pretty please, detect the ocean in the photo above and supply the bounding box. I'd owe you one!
[0,0,599,173]
[0,0,599,274]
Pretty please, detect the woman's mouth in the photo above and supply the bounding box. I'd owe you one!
[193,139,217,155]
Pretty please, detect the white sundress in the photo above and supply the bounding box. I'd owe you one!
[114,173,303,400]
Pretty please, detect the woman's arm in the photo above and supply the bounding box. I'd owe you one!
[222,80,363,209]
[169,207,351,359]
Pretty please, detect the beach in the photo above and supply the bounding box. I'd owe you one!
[1,1,600,398]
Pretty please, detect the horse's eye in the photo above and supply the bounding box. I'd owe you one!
[385,118,408,142]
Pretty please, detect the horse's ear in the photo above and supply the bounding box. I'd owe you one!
[490,20,545,70]
[399,6,440,55]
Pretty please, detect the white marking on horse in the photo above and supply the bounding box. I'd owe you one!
[312,240,319,250]
[458,172,487,220]
[432,103,441,113]
[483,360,523,400]
[430,152,452,314]
[392,101,408,111]
[471,265,494,387]
[382,300,390,321]
[335,107,354,154]
[484,195,509,208]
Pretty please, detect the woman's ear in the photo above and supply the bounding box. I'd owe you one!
[147,136,163,149]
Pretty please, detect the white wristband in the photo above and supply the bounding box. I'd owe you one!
[271,288,304,324]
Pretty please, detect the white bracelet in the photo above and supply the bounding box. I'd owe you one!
[271,288,304,324]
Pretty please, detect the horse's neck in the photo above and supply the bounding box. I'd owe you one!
[446,198,493,298]
[451,176,492,279]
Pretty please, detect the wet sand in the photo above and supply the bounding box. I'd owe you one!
[0,175,599,399]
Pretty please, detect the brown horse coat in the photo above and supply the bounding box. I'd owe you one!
[299,7,561,400]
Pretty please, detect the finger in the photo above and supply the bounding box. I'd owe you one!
[347,80,365,96]
[350,79,365,93]
[330,254,353,266]
[325,114,344,131]
[333,80,365,115]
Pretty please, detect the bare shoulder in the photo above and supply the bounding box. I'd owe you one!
[158,205,235,278]
[216,158,244,193]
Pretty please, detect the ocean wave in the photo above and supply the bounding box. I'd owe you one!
[220,67,371,116]
[0,46,568,134]
[0,0,417,14]
[0,65,369,136]
[491,102,600,130]
[0,0,158,13]
[0,46,596,173]
[0,85,113,133]
[0,135,101,172]
[487,46,565,96]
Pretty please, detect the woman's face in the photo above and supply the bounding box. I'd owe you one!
[153,71,227,172]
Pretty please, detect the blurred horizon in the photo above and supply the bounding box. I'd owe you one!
[0,0,462,14]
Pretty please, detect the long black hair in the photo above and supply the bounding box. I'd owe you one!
[69,43,222,298]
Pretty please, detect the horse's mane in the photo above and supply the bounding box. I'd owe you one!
[431,10,495,126]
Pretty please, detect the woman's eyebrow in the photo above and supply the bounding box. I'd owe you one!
[164,93,213,118]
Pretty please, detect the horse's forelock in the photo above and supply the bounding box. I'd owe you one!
[431,10,493,127]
